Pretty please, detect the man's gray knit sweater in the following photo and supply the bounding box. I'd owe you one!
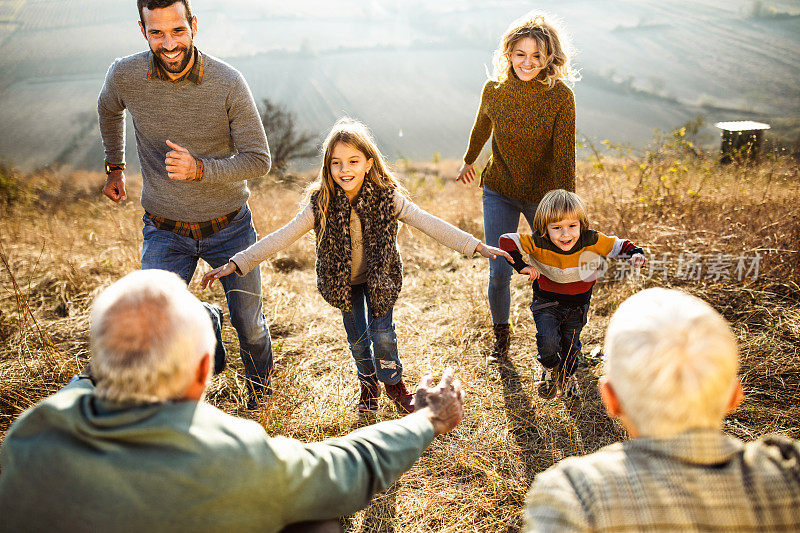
[98,51,271,221]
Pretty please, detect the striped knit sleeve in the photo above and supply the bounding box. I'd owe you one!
[463,81,494,165]
[597,232,645,259]
[499,233,531,273]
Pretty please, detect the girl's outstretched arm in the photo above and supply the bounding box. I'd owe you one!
[394,192,512,261]
[202,204,315,288]
[475,242,513,262]
[201,261,239,288]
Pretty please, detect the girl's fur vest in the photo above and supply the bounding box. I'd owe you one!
[311,178,402,317]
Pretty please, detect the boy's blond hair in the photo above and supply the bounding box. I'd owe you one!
[491,11,577,88]
[532,189,589,237]
[604,288,740,438]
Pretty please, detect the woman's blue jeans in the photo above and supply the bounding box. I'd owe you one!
[341,284,403,385]
[482,187,539,325]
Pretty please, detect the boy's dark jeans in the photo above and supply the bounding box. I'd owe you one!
[531,296,589,376]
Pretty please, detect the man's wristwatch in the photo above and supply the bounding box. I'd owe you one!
[105,162,125,175]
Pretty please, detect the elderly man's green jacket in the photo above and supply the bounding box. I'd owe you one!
[0,380,434,532]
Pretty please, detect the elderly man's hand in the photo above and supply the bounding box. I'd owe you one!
[413,367,465,435]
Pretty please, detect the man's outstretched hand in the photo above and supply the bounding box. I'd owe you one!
[413,367,465,435]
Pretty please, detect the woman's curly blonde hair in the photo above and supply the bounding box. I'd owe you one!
[492,11,578,88]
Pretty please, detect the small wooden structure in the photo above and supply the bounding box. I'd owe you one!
[714,121,770,164]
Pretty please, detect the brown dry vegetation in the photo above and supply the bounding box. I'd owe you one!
[1,141,799,531]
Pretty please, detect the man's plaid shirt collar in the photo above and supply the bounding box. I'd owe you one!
[623,428,744,465]
[147,47,204,84]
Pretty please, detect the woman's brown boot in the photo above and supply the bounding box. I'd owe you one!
[489,324,511,361]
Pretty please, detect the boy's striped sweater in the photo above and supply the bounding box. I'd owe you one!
[499,230,644,305]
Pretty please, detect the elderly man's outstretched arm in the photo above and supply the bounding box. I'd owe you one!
[267,369,464,525]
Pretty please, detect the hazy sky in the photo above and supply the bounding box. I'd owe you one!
[1,0,798,170]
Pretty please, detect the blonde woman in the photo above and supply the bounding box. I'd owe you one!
[203,118,509,413]
[457,12,578,360]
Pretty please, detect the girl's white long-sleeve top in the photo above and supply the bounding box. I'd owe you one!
[230,190,481,284]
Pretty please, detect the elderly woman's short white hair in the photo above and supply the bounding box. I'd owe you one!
[90,270,216,403]
[604,288,739,438]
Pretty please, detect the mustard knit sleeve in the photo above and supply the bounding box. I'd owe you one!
[463,81,494,165]
[552,87,576,192]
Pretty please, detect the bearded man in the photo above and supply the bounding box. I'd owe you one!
[97,0,273,409]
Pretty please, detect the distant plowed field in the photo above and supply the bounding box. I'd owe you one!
[1,0,799,171]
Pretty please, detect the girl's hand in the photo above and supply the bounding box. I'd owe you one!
[629,253,647,268]
[456,162,476,184]
[520,265,541,282]
[201,261,237,289]
[476,242,513,262]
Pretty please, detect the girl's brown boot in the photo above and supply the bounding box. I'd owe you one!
[385,379,414,413]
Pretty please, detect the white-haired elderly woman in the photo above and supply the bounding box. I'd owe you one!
[526,288,800,532]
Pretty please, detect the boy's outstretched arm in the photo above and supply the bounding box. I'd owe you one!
[498,234,530,273]
[606,236,647,266]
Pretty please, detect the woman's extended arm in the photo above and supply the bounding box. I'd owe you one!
[552,89,576,192]
[457,82,493,184]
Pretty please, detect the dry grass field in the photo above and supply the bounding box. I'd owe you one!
[1,138,799,531]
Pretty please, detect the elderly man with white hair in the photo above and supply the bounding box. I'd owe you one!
[525,288,800,532]
[0,270,465,532]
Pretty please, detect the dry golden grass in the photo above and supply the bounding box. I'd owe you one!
[1,148,799,531]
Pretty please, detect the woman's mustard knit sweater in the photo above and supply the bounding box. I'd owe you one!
[464,75,576,204]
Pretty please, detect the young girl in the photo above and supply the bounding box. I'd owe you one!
[456,11,578,361]
[202,118,510,413]
[498,190,646,399]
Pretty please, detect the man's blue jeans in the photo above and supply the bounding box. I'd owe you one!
[482,187,538,325]
[530,296,588,376]
[141,204,273,398]
[341,284,402,386]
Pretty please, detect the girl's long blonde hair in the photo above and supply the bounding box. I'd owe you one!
[492,11,577,88]
[306,118,407,242]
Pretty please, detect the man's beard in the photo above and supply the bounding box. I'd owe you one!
[153,41,194,74]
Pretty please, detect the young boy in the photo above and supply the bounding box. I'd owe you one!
[499,189,646,399]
